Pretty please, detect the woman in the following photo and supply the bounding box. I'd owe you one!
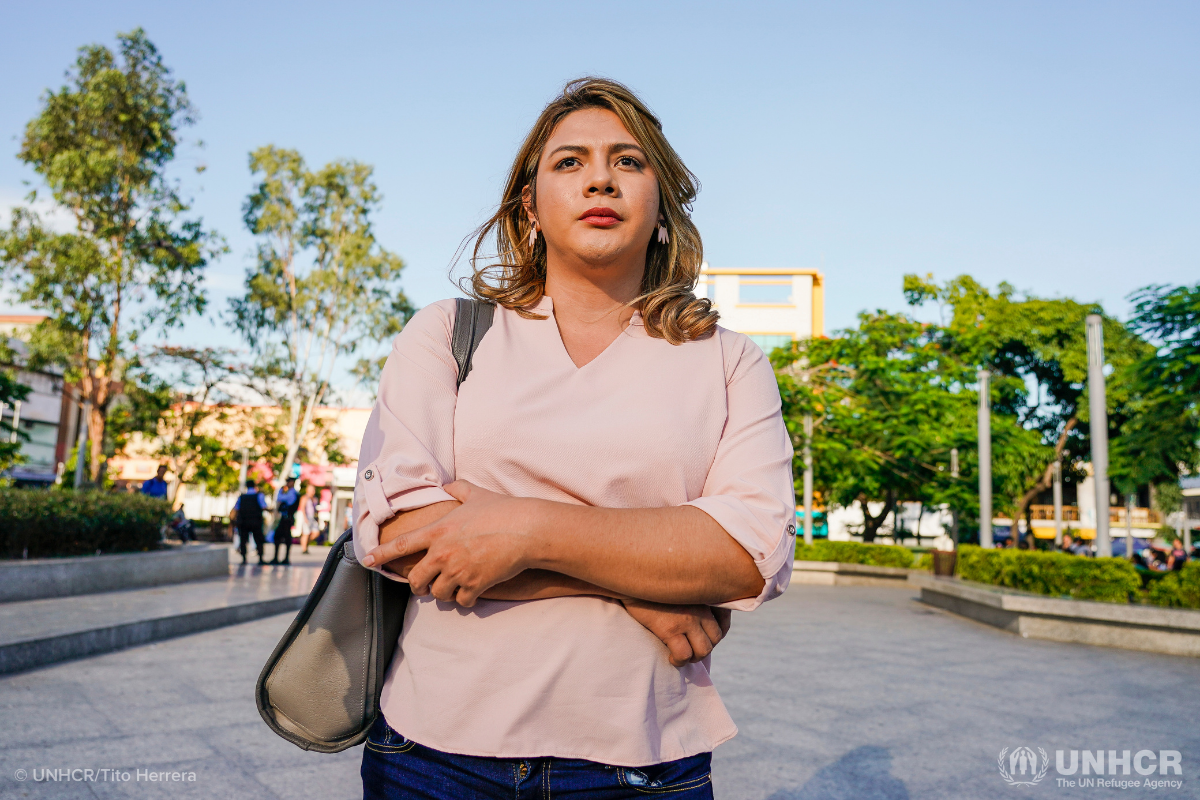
[354,78,795,799]
[298,485,319,553]
[1167,538,1189,571]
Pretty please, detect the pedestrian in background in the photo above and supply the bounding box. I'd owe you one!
[140,464,169,499]
[1167,538,1189,571]
[271,477,300,565]
[298,485,319,554]
[232,479,268,565]
[1061,533,1089,556]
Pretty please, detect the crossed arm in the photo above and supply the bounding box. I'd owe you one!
[363,480,766,665]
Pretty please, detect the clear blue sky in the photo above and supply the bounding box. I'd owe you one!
[2,1,1197,395]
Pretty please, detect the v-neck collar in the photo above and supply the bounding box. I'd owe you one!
[535,295,646,371]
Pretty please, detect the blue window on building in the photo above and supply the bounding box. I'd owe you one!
[739,276,793,304]
[747,334,793,353]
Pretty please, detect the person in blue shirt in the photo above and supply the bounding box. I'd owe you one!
[232,480,269,565]
[272,477,300,565]
[140,465,170,499]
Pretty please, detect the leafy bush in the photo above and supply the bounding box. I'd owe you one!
[795,540,915,569]
[914,552,934,571]
[0,489,169,558]
[956,545,1141,603]
[1146,563,1200,609]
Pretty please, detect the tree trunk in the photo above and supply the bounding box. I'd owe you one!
[1015,416,1078,526]
[87,400,107,485]
[860,490,897,543]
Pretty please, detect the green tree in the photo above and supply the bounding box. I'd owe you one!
[904,274,1153,527]
[230,146,411,482]
[107,346,242,499]
[775,311,1042,542]
[0,29,224,483]
[1110,282,1200,492]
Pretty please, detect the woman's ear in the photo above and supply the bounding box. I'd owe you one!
[521,184,538,228]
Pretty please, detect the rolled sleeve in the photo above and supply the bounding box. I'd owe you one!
[684,330,796,611]
[351,300,461,578]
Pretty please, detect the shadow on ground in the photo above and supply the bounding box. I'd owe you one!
[765,746,909,800]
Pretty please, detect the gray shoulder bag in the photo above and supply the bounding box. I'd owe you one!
[256,298,495,752]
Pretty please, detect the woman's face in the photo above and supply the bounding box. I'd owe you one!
[529,108,660,272]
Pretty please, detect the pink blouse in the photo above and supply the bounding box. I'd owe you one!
[353,297,795,767]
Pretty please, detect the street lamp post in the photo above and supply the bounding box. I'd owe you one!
[238,447,249,488]
[1053,461,1064,547]
[802,414,813,546]
[950,448,960,548]
[978,370,993,548]
[1086,314,1112,558]
[1125,493,1135,561]
[7,400,20,444]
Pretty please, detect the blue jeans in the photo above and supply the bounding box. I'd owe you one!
[361,715,713,799]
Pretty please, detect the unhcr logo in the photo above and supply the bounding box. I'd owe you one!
[996,748,1184,789]
[998,747,1049,786]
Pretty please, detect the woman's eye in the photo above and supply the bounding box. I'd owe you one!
[556,157,579,169]
[617,156,641,168]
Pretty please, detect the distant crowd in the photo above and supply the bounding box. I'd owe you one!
[137,465,348,565]
[997,527,1193,570]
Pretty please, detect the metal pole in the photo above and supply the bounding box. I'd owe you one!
[949,448,960,549]
[8,400,20,444]
[73,400,90,489]
[238,447,249,488]
[978,370,993,548]
[1053,461,1064,547]
[803,414,813,545]
[1086,314,1111,557]
[1125,493,1135,561]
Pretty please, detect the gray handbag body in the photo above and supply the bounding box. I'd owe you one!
[256,298,495,752]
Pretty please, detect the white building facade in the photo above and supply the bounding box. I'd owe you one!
[699,264,824,351]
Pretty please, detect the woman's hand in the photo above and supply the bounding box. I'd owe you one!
[621,599,732,667]
[363,481,540,607]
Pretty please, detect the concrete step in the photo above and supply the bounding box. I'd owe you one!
[0,549,332,675]
[0,544,230,602]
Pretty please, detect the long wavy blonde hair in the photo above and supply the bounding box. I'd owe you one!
[461,77,718,344]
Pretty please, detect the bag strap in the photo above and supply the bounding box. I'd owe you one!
[452,298,495,388]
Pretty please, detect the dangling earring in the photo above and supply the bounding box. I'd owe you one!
[529,225,538,248]
[657,223,669,244]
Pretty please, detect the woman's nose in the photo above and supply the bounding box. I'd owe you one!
[585,166,617,196]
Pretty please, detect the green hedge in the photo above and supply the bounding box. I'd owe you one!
[0,489,170,558]
[956,545,1141,604]
[795,540,915,569]
[1146,563,1200,609]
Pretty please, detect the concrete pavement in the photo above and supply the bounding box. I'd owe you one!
[0,547,331,675]
[711,585,1200,799]
[0,583,1197,799]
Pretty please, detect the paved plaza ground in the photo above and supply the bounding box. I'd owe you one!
[0,581,1197,799]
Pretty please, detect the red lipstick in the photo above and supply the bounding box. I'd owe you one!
[579,207,623,227]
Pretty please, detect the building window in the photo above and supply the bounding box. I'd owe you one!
[747,334,794,353]
[739,276,793,304]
